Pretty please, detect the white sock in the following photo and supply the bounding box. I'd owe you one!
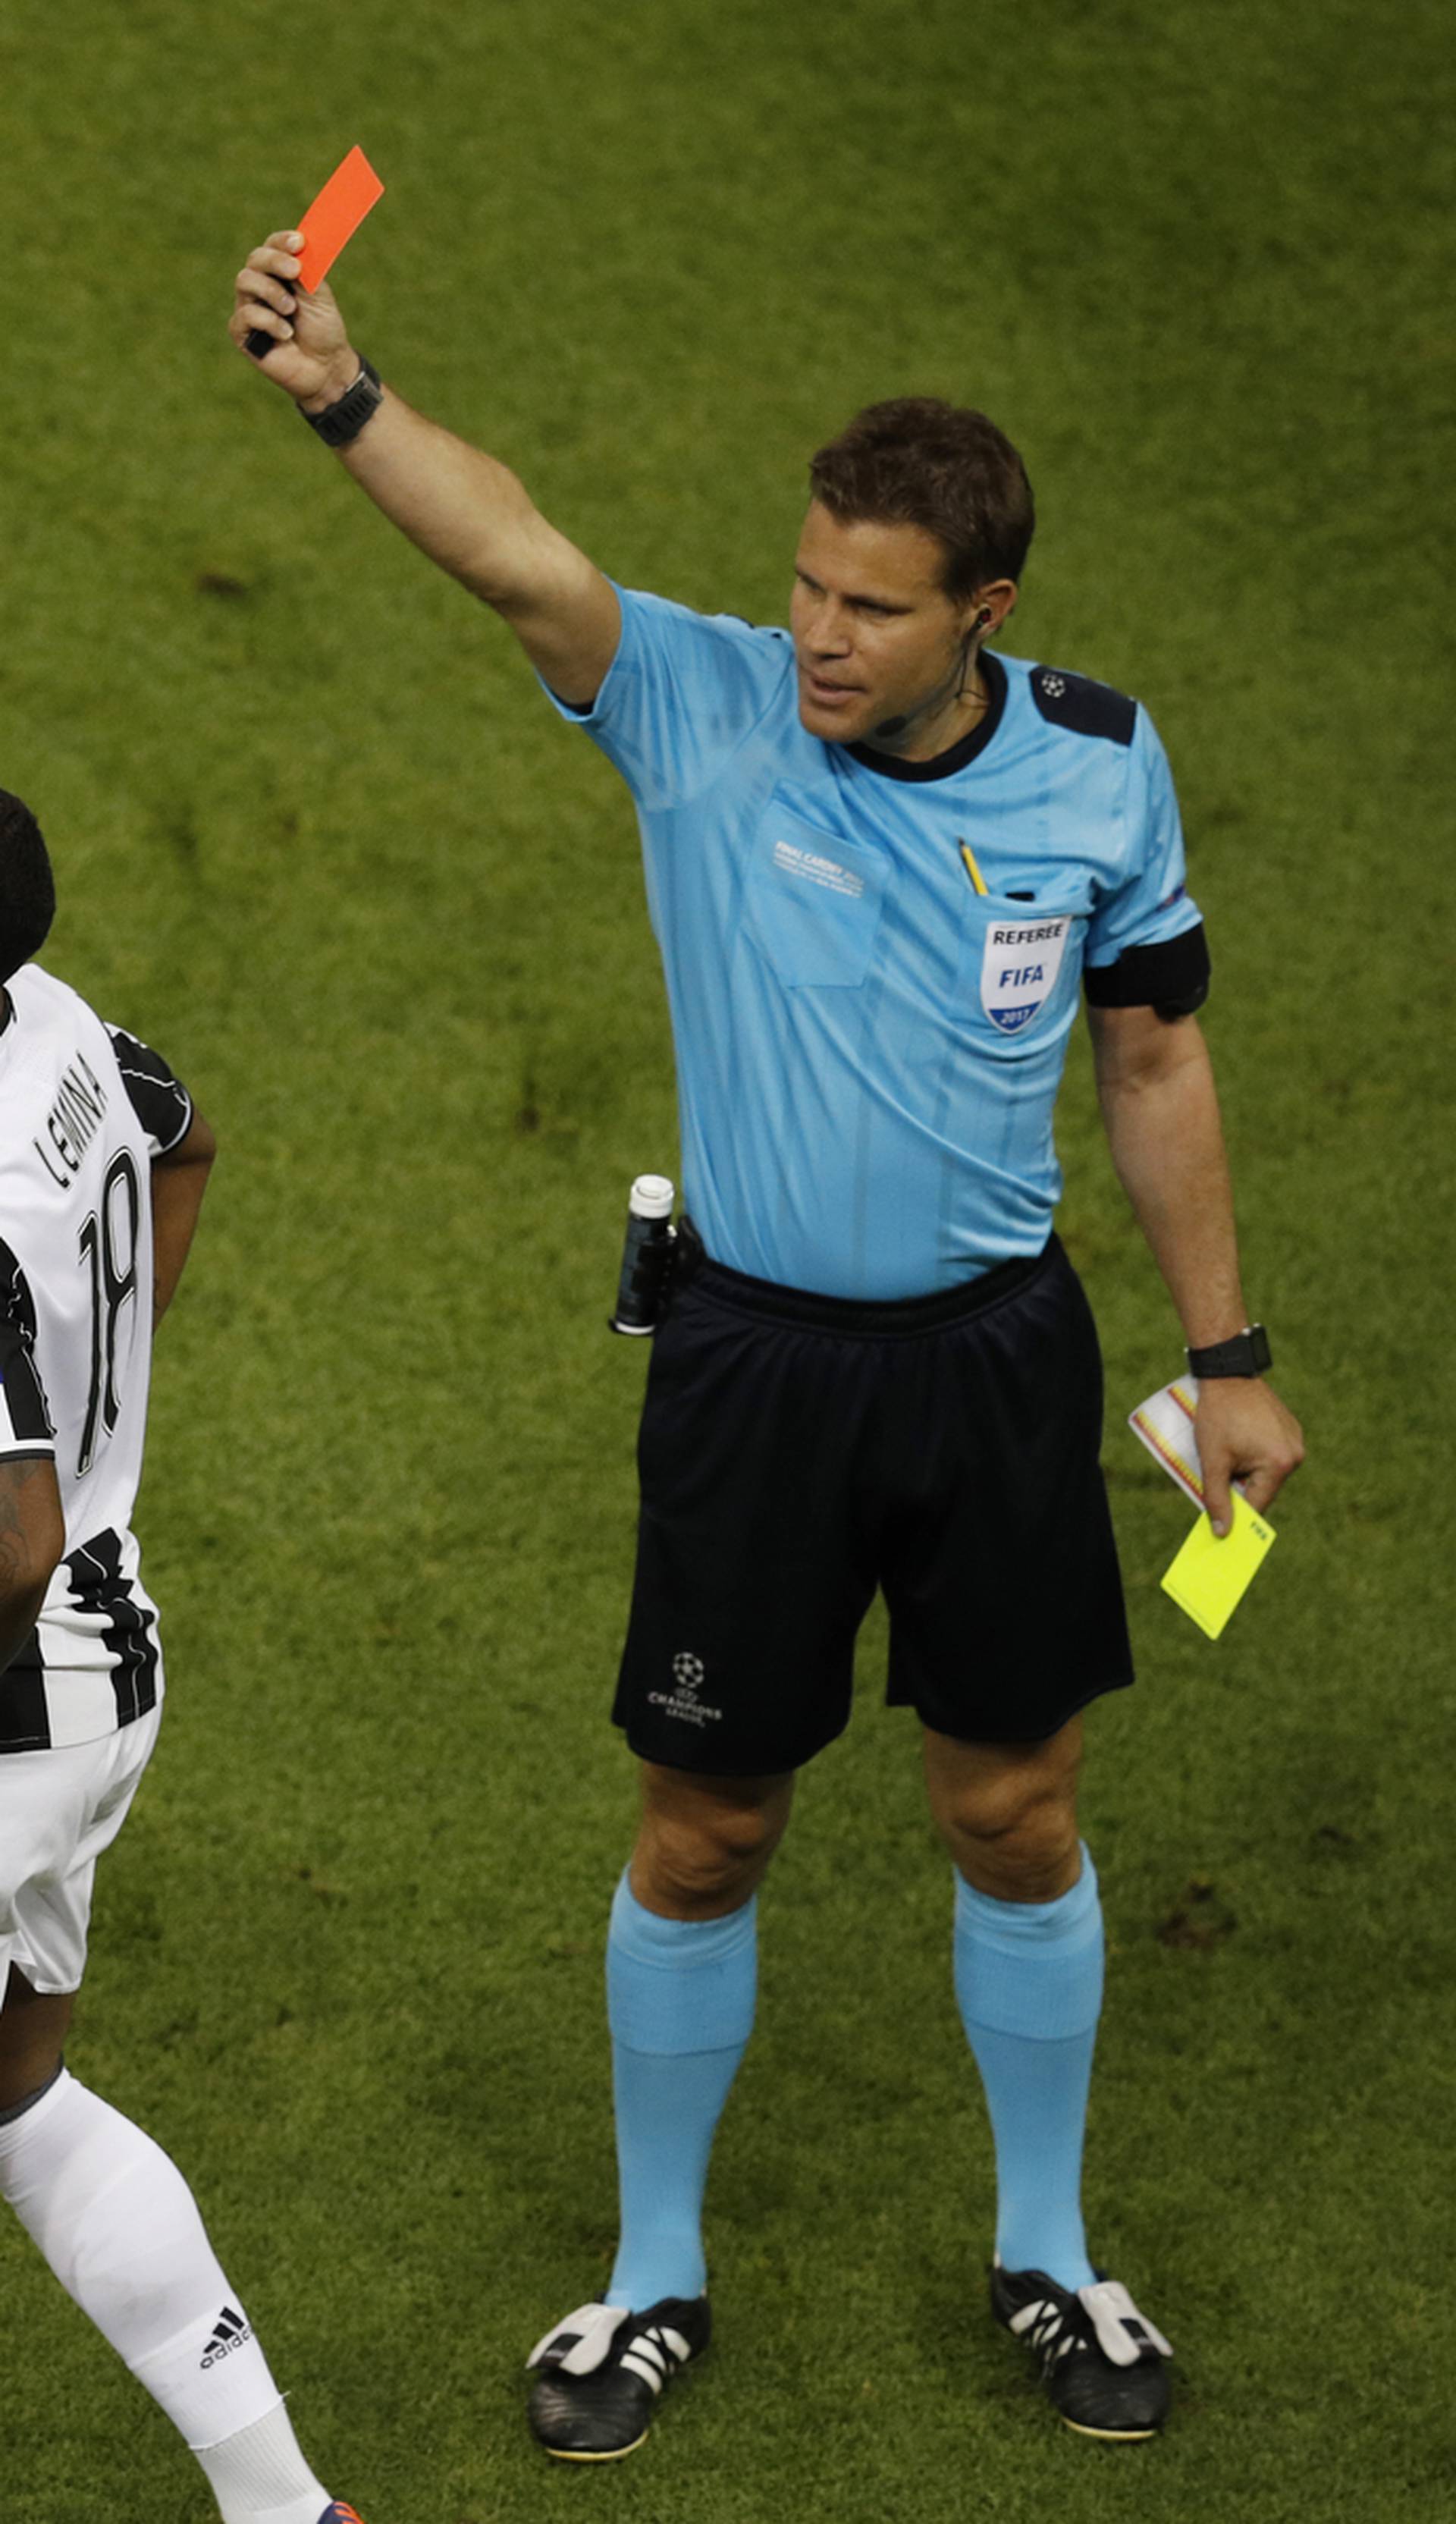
[195,2402,334,2524]
[0,2068,328,2521]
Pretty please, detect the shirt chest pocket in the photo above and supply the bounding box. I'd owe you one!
[743,798,890,990]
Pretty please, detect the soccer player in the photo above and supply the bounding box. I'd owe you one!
[0,791,366,2524]
[231,238,1304,2451]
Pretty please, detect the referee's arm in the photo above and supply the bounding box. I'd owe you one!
[1088,1001,1304,1534]
[230,235,620,710]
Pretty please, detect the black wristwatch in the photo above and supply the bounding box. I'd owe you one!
[302,356,383,448]
[1186,1323,1272,1379]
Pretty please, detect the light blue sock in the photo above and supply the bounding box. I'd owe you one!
[604,1871,758,2310]
[953,1848,1103,2291]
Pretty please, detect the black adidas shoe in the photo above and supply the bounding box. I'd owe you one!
[990,2262,1172,2440]
[526,2295,711,2460]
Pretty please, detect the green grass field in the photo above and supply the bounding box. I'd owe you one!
[2,1,1453,2516]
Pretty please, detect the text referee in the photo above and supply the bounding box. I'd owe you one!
[232,235,1304,2453]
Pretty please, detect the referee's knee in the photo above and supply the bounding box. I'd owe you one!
[630,1769,793,1918]
[925,1726,1083,1903]
[950,1806,1083,1904]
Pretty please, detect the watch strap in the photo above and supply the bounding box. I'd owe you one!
[1186,1323,1272,1379]
[303,356,383,448]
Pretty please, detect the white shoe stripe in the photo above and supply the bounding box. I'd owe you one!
[620,2352,666,2394]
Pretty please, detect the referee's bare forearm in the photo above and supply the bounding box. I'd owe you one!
[331,389,541,601]
[327,388,620,702]
[1091,1009,1247,1348]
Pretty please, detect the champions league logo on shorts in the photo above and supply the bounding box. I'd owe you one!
[648,1651,724,1728]
[980,915,1071,1034]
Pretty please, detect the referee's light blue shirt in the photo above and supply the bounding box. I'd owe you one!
[543,588,1201,1301]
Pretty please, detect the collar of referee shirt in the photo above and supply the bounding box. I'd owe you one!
[849,651,1009,781]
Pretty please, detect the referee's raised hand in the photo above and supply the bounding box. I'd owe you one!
[229,231,358,410]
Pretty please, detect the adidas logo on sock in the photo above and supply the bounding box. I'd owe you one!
[199,2305,254,2369]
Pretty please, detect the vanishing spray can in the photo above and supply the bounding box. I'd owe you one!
[610,1174,677,1335]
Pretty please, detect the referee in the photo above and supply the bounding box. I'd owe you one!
[232,238,1304,2453]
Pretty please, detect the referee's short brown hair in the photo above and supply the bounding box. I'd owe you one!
[808,399,1035,598]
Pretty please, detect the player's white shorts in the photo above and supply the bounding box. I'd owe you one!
[0,1703,163,1999]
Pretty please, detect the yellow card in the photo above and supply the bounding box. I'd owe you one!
[1160,1493,1276,1640]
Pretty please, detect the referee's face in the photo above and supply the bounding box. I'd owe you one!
[791,504,977,752]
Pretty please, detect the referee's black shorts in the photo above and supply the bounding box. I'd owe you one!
[613,1227,1134,1776]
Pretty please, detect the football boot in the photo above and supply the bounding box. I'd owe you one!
[526,2294,711,2459]
[990,2261,1172,2439]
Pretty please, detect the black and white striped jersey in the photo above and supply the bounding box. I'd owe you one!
[0,964,193,1752]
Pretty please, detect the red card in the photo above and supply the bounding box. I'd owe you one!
[296,146,385,293]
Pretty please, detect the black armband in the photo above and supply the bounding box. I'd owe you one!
[1083,921,1210,1019]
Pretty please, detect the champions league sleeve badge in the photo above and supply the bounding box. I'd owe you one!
[979,915,1071,1033]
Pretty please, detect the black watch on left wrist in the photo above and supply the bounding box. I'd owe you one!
[1186,1323,1272,1379]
